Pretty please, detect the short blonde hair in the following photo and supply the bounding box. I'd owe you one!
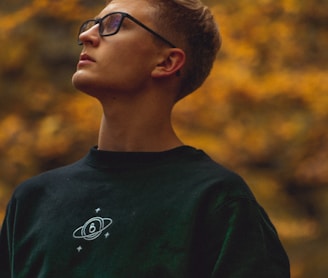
[149,0,222,100]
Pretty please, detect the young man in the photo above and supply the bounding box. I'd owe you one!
[0,0,290,277]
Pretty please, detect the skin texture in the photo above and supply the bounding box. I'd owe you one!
[72,0,186,152]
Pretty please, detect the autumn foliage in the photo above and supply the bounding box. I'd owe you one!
[0,0,327,277]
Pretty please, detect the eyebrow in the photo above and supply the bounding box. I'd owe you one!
[94,11,105,20]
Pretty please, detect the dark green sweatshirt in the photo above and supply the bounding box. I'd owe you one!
[0,146,290,277]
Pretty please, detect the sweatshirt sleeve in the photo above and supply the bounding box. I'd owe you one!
[208,198,290,278]
[0,199,15,278]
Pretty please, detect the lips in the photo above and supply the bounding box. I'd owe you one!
[80,53,96,62]
[77,53,96,69]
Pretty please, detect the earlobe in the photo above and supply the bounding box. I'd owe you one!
[151,48,186,78]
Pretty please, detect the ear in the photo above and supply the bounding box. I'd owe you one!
[151,48,186,78]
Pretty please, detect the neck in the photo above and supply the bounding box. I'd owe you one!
[96,92,183,152]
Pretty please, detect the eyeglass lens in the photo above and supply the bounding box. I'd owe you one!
[78,13,123,42]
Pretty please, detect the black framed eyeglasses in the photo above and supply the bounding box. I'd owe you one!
[78,11,176,48]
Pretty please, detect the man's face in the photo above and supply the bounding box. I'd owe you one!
[72,0,163,99]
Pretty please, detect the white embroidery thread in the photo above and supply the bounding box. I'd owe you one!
[73,215,113,241]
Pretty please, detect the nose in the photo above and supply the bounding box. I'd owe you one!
[78,24,100,46]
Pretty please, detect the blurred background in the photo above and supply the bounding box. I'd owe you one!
[0,0,327,277]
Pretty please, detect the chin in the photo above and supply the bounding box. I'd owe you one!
[72,73,108,99]
[72,71,93,92]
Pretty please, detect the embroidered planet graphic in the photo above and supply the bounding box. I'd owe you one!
[73,216,113,241]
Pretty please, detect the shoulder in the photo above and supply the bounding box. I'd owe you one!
[163,147,258,217]
[12,157,86,201]
[186,148,255,200]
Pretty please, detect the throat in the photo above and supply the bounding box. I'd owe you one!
[97,113,183,152]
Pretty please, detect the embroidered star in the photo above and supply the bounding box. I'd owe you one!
[95,208,101,213]
[105,232,110,238]
[77,246,83,252]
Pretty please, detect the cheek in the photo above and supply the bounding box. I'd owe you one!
[105,44,155,82]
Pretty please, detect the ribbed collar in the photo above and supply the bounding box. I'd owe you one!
[84,145,203,170]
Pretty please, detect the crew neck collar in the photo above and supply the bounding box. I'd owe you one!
[84,145,200,170]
